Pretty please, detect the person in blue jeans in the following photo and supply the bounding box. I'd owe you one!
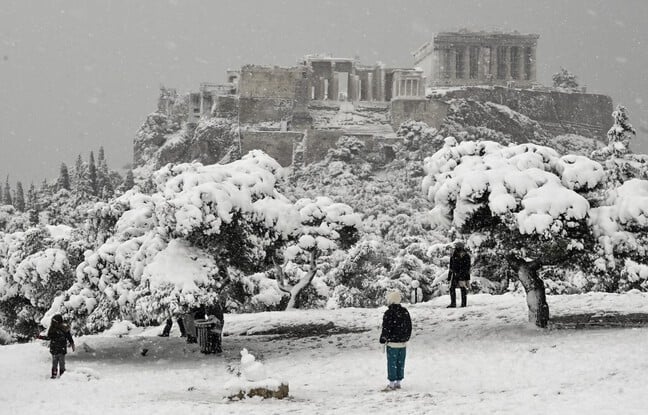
[379,291,412,390]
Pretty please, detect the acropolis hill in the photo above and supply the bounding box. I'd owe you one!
[133,30,613,170]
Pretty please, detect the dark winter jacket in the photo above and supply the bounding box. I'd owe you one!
[449,248,471,282]
[206,304,224,324]
[379,304,412,344]
[45,323,74,355]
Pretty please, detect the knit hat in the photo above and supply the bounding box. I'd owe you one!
[386,291,402,305]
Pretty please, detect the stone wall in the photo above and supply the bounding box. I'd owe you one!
[238,65,304,99]
[301,129,400,166]
[439,86,613,139]
[239,131,303,167]
[239,97,295,124]
[390,98,449,130]
[213,95,239,118]
[303,129,345,165]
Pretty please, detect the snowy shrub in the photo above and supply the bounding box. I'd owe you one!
[0,327,12,345]
[327,238,400,308]
[234,272,287,312]
[0,226,75,339]
[388,249,440,301]
[552,67,579,90]
[588,179,648,291]
[552,134,602,157]
[396,120,442,151]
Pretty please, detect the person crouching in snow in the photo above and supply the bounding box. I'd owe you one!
[39,314,75,378]
[379,291,412,390]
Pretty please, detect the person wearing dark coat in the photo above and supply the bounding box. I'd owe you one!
[448,241,471,308]
[182,306,205,344]
[158,316,187,337]
[202,303,224,354]
[379,291,412,390]
[39,314,75,378]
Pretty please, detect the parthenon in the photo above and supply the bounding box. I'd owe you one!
[414,30,539,87]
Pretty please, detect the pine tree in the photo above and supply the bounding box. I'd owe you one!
[98,146,105,165]
[3,177,12,206]
[591,105,645,185]
[40,179,52,198]
[14,181,25,211]
[58,163,71,191]
[27,183,38,211]
[96,147,114,199]
[606,105,636,158]
[27,182,39,225]
[73,154,93,201]
[88,151,98,196]
[122,169,135,191]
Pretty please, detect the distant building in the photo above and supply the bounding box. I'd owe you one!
[413,30,539,87]
[149,37,612,169]
[301,55,424,102]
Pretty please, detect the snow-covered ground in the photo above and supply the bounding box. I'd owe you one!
[2,293,648,414]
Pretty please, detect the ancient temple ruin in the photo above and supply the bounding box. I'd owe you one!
[302,56,424,102]
[149,31,612,169]
[414,30,539,87]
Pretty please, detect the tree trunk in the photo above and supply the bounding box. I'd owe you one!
[276,251,318,310]
[511,259,550,328]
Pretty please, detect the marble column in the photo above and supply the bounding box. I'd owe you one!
[516,46,525,80]
[461,46,470,79]
[491,45,499,80]
[449,48,457,79]
[377,67,385,101]
[435,49,444,80]
[502,46,511,80]
[529,46,537,81]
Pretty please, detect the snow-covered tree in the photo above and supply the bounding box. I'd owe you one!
[14,182,25,212]
[122,170,135,192]
[88,151,98,196]
[0,226,74,338]
[327,237,392,308]
[552,67,579,89]
[26,183,37,211]
[26,183,39,225]
[396,120,443,152]
[57,163,70,191]
[73,154,93,203]
[274,197,360,309]
[422,138,648,327]
[96,150,114,199]
[44,151,309,333]
[591,105,647,185]
[3,177,12,206]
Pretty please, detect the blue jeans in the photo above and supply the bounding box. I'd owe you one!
[51,353,66,376]
[386,346,406,381]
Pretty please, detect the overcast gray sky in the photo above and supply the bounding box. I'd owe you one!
[1,0,647,185]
